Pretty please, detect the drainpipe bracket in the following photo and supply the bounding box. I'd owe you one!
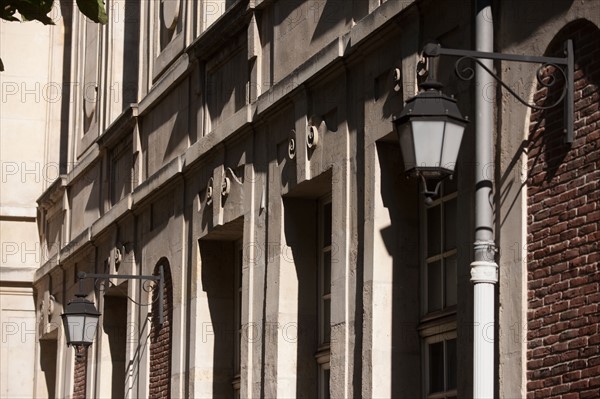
[473,240,497,253]
[470,260,498,284]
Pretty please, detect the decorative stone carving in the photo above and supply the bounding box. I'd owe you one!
[160,0,180,48]
[307,125,319,149]
[83,21,99,133]
[221,176,231,198]
[288,130,297,160]
[206,177,214,205]
[307,115,326,150]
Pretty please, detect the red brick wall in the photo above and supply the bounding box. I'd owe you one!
[149,262,173,399]
[73,347,88,399]
[527,20,600,399]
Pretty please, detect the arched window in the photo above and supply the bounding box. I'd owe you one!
[149,260,173,399]
[527,19,600,399]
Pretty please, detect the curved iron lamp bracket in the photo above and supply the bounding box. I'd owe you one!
[422,40,574,143]
[77,265,165,325]
[419,173,442,201]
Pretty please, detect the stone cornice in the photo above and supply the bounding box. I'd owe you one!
[32,0,419,283]
[37,175,68,211]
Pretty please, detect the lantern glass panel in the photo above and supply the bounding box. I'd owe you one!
[412,121,444,168]
[61,315,71,343]
[67,315,85,343]
[84,315,99,343]
[440,121,465,172]
[397,123,416,170]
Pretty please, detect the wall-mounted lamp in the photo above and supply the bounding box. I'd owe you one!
[393,80,468,200]
[61,268,164,352]
[393,38,575,399]
[394,40,574,200]
[60,293,100,349]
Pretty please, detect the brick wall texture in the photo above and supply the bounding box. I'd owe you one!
[72,347,88,399]
[527,20,600,399]
[149,263,173,399]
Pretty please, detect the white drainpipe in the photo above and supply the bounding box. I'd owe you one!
[471,0,498,398]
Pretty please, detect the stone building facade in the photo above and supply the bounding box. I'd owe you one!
[1,0,598,398]
[0,9,66,398]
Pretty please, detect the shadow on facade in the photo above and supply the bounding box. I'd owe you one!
[200,225,243,398]
[39,337,58,399]
[102,293,127,398]
[377,141,421,397]
[284,197,319,398]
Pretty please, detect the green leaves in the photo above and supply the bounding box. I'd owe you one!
[0,0,107,24]
[0,0,107,71]
[0,1,20,22]
[75,0,108,24]
[1,0,55,25]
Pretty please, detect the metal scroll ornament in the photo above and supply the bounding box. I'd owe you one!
[420,40,574,142]
[453,56,568,110]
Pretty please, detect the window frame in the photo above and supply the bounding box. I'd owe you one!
[108,135,134,207]
[316,193,332,398]
[420,183,458,319]
[419,180,459,399]
[422,331,458,399]
[318,194,332,347]
[232,239,243,397]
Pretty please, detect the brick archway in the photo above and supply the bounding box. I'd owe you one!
[72,347,88,399]
[149,260,173,399]
[527,19,600,398]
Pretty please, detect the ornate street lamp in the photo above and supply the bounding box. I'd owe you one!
[393,80,468,199]
[61,293,101,348]
[61,268,164,351]
[393,38,574,398]
[394,39,574,202]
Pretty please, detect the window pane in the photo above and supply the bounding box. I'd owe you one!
[238,249,243,288]
[427,261,442,313]
[444,174,458,194]
[323,298,331,343]
[446,339,457,390]
[429,341,444,393]
[444,198,457,251]
[237,291,242,325]
[445,255,457,307]
[323,251,331,295]
[427,205,441,257]
[235,329,241,372]
[324,368,330,399]
[323,202,332,247]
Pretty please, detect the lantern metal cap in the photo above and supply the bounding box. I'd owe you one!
[394,81,468,126]
[419,80,444,91]
[62,293,101,316]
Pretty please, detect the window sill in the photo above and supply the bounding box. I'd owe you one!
[427,388,457,399]
[420,306,457,323]
[232,374,240,390]
[418,310,457,338]
[315,345,331,365]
